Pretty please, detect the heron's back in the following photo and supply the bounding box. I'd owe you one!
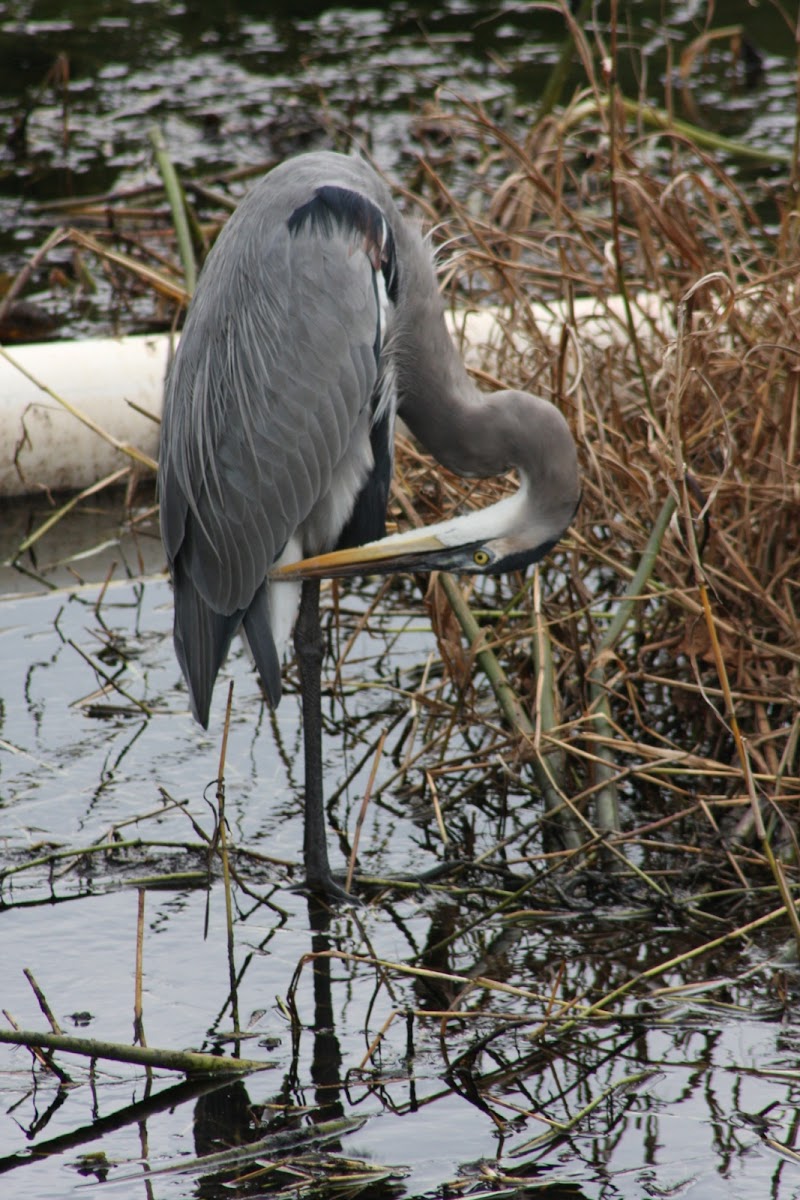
[158,152,400,724]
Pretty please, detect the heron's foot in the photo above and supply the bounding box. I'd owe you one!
[297,867,365,907]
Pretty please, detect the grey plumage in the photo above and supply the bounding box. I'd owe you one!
[160,154,400,723]
[159,150,580,895]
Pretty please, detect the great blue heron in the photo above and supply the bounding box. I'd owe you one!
[159,150,580,900]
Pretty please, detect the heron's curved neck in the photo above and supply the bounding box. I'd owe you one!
[390,224,523,479]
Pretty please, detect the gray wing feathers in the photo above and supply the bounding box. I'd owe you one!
[164,230,379,614]
[159,160,385,719]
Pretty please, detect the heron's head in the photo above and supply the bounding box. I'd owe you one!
[272,477,579,582]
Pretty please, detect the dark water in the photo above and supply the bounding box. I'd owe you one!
[2,4,800,1199]
[0,0,796,330]
[2,548,799,1200]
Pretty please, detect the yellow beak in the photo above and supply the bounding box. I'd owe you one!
[272,532,447,580]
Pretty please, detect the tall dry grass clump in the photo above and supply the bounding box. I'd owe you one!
[391,90,799,913]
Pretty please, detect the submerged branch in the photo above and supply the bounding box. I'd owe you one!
[0,1027,267,1075]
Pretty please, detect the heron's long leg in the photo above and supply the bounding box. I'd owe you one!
[295,576,363,904]
[293,578,331,890]
[293,581,362,904]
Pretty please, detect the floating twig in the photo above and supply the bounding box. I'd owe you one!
[0,1027,267,1075]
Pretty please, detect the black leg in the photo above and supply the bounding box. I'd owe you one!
[293,579,353,901]
[294,578,328,886]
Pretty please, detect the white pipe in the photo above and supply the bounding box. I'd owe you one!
[0,333,169,497]
[0,293,670,498]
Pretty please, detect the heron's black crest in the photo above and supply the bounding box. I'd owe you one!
[287,185,398,302]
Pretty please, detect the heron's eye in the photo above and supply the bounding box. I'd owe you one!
[473,549,490,567]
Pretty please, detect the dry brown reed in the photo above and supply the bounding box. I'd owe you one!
[388,88,800,931]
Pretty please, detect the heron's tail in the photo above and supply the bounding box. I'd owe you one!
[173,564,243,728]
[241,582,283,709]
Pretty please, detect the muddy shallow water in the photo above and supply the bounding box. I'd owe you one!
[1,497,799,1199]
